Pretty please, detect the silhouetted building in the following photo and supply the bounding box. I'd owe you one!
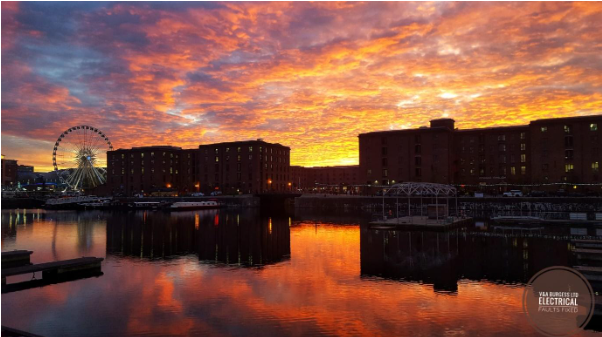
[290,165,360,193]
[359,115,602,193]
[199,139,290,194]
[359,119,455,188]
[17,165,34,173]
[1,155,19,189]
[107,146,198,196]
[455,125,530,187]
[106,140,290,196]
[530,115,601,187]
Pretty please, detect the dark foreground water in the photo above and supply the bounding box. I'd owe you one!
[1,208,600,336]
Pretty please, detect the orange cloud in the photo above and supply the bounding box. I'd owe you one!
[2,2,602,171]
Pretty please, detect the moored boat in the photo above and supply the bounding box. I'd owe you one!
[45,195,112,209]
[78,199,112,209]
[168,201,221,211]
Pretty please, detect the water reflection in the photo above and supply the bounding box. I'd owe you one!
[1,209,600,336]
[106,210,290,266]
[360,225,577,293]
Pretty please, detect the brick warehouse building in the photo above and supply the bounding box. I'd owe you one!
[107,146,198,196]
[290,165,360,193]
[107,140,290,196]
[198,139,290,194]
[359,115,602,194]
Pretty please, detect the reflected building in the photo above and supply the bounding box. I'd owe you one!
[360,224,574,293]
[106,211,197,258]
[106,209,291,267]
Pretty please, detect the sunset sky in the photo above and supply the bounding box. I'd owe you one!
[2,1,601,171]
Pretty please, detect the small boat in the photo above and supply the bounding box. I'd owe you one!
[168,201,221,211]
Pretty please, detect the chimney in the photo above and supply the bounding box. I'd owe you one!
[430,118,455,130]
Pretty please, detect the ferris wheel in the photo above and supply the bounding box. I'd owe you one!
[52,125,113,190]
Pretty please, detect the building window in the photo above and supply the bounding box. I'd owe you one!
[415,157,422,166]
[497,135,505,141]
[520,132,526,139]
[415,135,421,143]
[511,167,516,175]
[415,144,421,154]
[593,162,599,173]
[141,168,144,175]
[237,147,241,153]
[498,144,506,152]
[521,154,526,163]
[381,137,387,145]
[565,149,574,159]
[565,163,574,173]
[249,155,253,160]
[591,123,598,131]
[215,156,219,162]
[382,158,388,166]
[237,155,241,162]
[565,136,573,147]
[520,143,526,151]
[367,169,372,177]
[564,125,572,134]
[541,126,548,132]
[415,168,422,177]
[521,166,526,175]
[499,155,506,163]
[383,169,388,177]
[382,147,388,156]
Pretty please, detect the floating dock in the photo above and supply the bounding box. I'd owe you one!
[369,216,473,231]
[1,250,33,269]
[2,257,104,286]
[1,326,43,337]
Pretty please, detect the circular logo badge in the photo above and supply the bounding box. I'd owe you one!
[523,266,595,336]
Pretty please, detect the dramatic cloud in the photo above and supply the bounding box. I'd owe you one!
[2,1,601,171]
